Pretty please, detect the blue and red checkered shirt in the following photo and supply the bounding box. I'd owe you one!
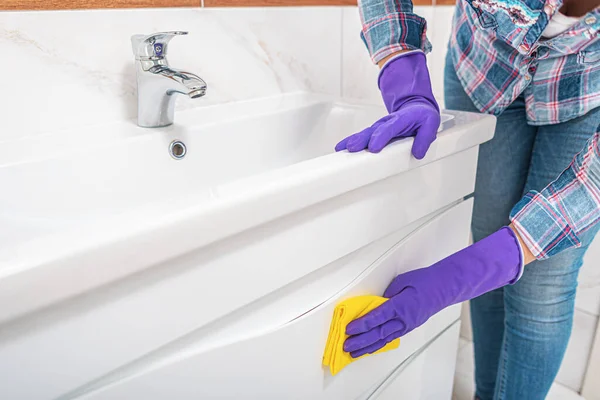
[358,0,600,259]
[510,129,600,260]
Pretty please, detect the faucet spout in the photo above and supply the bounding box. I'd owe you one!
[131,32,207,128]
[148,64,207,99]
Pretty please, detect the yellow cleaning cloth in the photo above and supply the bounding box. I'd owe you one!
[322,295,400,376]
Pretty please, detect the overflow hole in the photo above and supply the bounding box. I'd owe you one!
[169,140,186,160]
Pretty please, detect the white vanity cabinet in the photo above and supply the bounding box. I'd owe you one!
[0,96,495,400]
[77,201,471,400]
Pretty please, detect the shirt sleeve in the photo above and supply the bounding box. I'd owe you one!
[358,0,432,64]
[510,128,600,260]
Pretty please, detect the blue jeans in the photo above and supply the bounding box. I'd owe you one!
[444,51,600,400]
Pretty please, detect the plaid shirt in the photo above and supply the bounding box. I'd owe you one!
[358,0,600,125]
[510,128,600,259]
[357,0,600,259]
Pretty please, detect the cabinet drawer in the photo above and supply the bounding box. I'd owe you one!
[369,322,461,400]
[75,200,472,400]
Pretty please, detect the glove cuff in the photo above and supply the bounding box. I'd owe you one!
[377,51,439,114]
[502,226,525,284]
[377,50,425,82]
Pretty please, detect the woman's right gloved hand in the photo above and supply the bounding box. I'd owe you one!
[343,227,525,358]
[335,51,440,159]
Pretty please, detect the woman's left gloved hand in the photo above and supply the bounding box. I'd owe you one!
[334,51,440,159]
[343,227,525,358]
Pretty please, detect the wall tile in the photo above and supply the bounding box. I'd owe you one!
[0,7,341,141]
[459,301,472,341]
[452,338,476,400]
[576,239,600,316]
[582,317,600,400]
[341,6,381,105]
[428,6,455,109]
[555,310,597,392]
[546,383,585,400]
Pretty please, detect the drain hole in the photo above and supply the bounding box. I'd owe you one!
[169,140,186,159]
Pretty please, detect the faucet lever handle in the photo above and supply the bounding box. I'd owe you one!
[131,31,188,59]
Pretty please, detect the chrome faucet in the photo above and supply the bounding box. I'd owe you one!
[131,31,207,128]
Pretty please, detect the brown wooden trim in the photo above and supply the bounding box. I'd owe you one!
[2,0,452,11]
[204,0,357,5]
[2,0,199,10]
[203,0,442,5]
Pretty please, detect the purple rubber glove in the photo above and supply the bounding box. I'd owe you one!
[335,51,440,159]
[344,227,524,358]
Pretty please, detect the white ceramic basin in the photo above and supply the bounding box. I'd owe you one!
[1,95,455,241]
[1,95,345,237]
[0,93,489,325]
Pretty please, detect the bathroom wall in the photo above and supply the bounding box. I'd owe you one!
[0,3,456,143]
[0,7,342,141]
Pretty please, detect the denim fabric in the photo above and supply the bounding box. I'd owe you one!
[444,50,600,400]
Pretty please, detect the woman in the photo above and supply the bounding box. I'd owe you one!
[337,1,600,399]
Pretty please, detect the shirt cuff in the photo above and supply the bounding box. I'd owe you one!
[509,191,582,260]
[360,12,432,64]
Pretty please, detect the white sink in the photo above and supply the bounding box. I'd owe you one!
[1,94,454,226]
[0,93,489,324]
[2,95,344,232]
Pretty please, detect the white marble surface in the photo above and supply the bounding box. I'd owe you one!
[1,6,459,142]
[429,6,455,108]
[453,338,586,400]
[0,7,341,141]
[341,7,382,105]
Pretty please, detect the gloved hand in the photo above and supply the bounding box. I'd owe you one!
[343,227,524,358]
[335,51,440,159]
